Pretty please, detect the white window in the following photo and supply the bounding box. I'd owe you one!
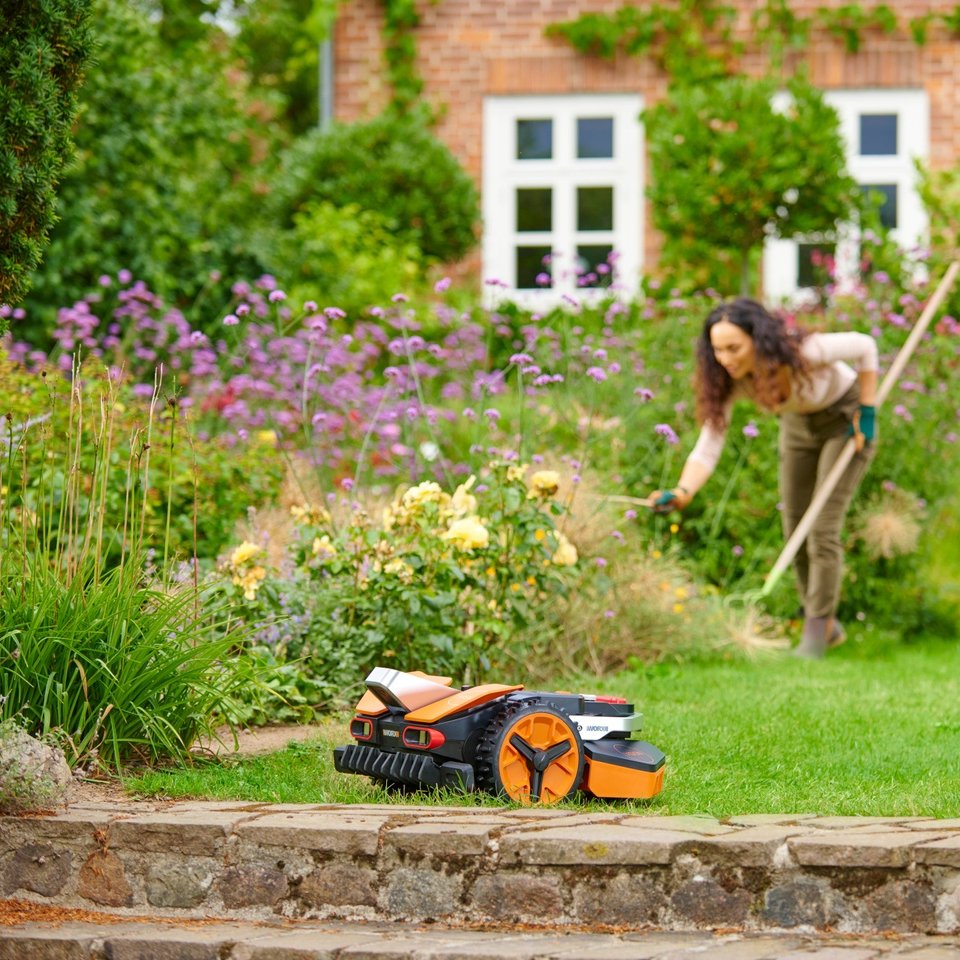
[482,95,643,306]
[763,89,929,301]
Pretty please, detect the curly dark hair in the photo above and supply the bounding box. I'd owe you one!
[695,298,810,430]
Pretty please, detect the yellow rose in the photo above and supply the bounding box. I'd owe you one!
[312,535,336,561]
[230,541,261,567]
[551,533,578,566]
[291,503,332,526]
[506,463,528,482]
[402,481,444,508]
[442,516,490,551]
[528,470,560,499]
[451,475,478,516]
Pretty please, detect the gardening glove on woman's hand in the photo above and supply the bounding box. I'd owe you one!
[847,404,876,451]
[651,487,690,514]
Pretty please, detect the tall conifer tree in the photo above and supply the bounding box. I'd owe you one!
[0,0,93,320]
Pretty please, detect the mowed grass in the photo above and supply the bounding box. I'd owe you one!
[126,632,960,817]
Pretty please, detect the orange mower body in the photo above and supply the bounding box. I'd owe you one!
[333,667,665,805]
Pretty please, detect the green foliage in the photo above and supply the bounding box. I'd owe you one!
[814,3,898,54]
[644,74,861,295]
[379,0,427,114]
[0,560,253,770]
[0,350,283,566]
[21,0,279,336]
[231,0,341,134]
[546,0,737,83]
[916,159,960,316]
[0,0,93,314]
[270,112,480,264]
[263,201,425,315]
[222,467,581,682]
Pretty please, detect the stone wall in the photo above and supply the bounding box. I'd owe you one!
[3,802,959,933]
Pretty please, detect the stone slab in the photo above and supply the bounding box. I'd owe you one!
[619,815,738,835]
[384,820,496,857]
[499,824,700,866]
[914,834,960,867]
[236,812,392,855]
[788,831,945,868]
[693,824,815,867]
[109,810,253,855]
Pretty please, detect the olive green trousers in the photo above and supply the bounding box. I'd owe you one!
[778,384,876,620]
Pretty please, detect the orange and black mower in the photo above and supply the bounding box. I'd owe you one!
[333,667,665,805]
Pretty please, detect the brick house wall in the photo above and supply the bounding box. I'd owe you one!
[333,1,960,287]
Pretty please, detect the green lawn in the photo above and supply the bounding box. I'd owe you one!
[127,631,960,817]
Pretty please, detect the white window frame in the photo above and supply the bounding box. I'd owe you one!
[482,94,643,308]
[763,89,929,302]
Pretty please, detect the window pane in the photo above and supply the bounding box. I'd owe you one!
[577,117,614,158]
[577,186,614,231]
[860,114,897,155]
[860,183,898,229]
[516,246,553,289]
[516,188,552,232]
[576,244,614,288]
[517,119,552,160]
[797,243,835,288]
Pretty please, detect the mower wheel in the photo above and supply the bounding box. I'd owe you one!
[476,699,584,805]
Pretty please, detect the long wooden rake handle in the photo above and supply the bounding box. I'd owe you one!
[759,260,960,599]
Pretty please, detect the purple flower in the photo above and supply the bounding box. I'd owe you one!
[268,290,287,303]
[634,387,654,401]
[732,544,744,557]
[595,557,607,568]
[742,421,759,439]
[586,366,607,382]
[655,423,679,445]
[118,269,132,284]
[223,314,239,326]
[483,408,500,421]
[434,277,452,293]
[391,293,409,303]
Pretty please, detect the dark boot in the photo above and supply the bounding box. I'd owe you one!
[827,619,846,649]
[793,616,829,659]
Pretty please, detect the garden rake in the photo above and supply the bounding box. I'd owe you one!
[726,258,960,611]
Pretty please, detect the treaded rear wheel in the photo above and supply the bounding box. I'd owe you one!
[475,699,584,805]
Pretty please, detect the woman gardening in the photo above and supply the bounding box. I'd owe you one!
[651,298,878,659]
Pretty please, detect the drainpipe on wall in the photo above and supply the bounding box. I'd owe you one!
[319,35,334,130]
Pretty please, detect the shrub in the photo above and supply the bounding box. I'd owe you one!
[262,201,426,318]
[269,112,480,263]
[220,463,582,683]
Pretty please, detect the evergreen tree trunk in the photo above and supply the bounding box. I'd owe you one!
[0,0,94,321]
